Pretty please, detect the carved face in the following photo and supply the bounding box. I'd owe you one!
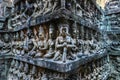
[39,32,44,40]
[61,27,67,37]
[62,28,66,35]
[49,29,54,39]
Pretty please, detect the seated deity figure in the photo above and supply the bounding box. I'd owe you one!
[44,24,55,58]
[53,24,76,62]
[1,34,12,55]
[35,26,48,58]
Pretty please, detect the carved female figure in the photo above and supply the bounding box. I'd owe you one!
[35,26,48,58]
[28,28,38,57]
[44,24,55,58]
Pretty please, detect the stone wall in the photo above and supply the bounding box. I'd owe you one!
[0,0,111,80]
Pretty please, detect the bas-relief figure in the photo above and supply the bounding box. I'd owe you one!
[0,34,12,55]
[28,27,39,57]
[44,24,55,58]
[53,24,76,62]
[35,26,48,58]
[23,29,34,56]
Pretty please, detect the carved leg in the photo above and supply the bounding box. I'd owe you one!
[69,52,76,60]
[62,47,67,62]
[44,51,54,58]
[35,52,44,58]
[53,51,60,61]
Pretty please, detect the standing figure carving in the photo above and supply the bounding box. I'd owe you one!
[35,26,48,58]
[44,24,55,58]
